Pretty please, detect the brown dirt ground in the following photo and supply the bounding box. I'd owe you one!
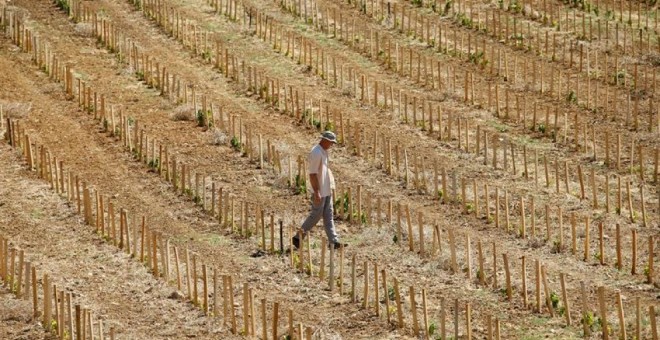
[0,0,658,338]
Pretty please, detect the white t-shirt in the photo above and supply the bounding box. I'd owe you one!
[308,144,334,197]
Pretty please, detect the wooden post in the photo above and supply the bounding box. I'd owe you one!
[31,266,37,319]
[650,305,658,340]
[535,260,541,313]
[598,286,609,340]
[598,222,605,265]
[410,286,419,336]
[581,282,590,337]
[640,185,647,228]
[492,242,498,289]
[202,264,209,314]
[520,196,526,238]
[632,229,637,275]
[373,263,379,316]
[454,299,459,339]
[382,269,390,323]
[363,261,369,309]
[648,236,654,284]
[351,254,356,302]
[213,269,219,318]
[261,299,268,340]
[466,234,472,280]
[522,256,528,308]
[449,229,458,273]
[339,245,344,295]
[243,283,250,335]
[418,212,425,256]
[272,302,279,340]
[440,297,447,340]
[75,305,82,340]
[560,273,571,326]
[394,278,403,328]
[584,217,590,262]
[320,238,327,280]
[43,274,51,329]
[478,240,485,286]
[16,250,23,297]
[541,266,554,317]
[503,253,512,300]
[305,236,312,276]
[184,248,192,301]
[422,289,430,340]
[616,291,626,340]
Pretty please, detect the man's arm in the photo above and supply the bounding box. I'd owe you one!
[309,173,320,194]
[308,148,322,203]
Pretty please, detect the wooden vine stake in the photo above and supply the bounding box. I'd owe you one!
[43,274,51,329]
[581,281,590,337]
[409,286,419,337]
[616,291,626,340]
[272,302,279,340]
[351,254,356,302]
[328,241,335,292]
[648,236,654,284]
[598,286,609,340]
[422,289,430,340]
[393,277,404,328]
[503,253,512,300]
[650,305,658,340]
[560,273,571,326]
[381,269,390,323]
[363,261,369,309]
[320,238,326,281]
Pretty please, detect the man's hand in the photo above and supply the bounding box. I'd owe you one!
[313,192,321,205]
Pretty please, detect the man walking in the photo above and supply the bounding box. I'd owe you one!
[293,131,345,249]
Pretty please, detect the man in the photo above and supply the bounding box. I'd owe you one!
[293,131,345,249]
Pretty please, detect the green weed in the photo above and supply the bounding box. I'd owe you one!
[456,13,473,28]
[566,90,577,104]
[429,321,438,335]
[230,136,242,151]
[442,1,453,15]
[324,122,335,132]
[537,123,546,134]
[508,0,522,13]
[201,49,212,61]
[195,109,213,128]
[293,174,307,195]
[550,291,560,309]
[148,158,160,169]
[55,0,70,12]
[582,311,595,329]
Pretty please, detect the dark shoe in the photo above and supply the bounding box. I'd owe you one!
[292,236,300,249]
[330,242,348,250]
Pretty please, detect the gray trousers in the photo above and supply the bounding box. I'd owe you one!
[300,195,339,243]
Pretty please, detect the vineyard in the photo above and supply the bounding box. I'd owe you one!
[0,0,657,338]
